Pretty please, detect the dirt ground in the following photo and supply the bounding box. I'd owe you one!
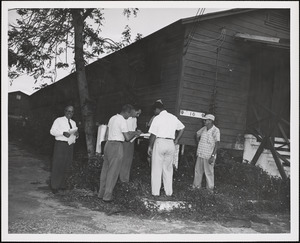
[3,141,294,241]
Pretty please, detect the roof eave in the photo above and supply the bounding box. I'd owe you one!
[180,8,256,25]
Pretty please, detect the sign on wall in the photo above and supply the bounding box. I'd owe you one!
[180,109,206,119]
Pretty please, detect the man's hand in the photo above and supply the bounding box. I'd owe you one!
[74,131,79,138]
[135,130,142,136]
[63,132,71,138]
[208,156,215,165]
[147,147,153,157]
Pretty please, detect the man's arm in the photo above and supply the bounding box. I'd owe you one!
[104,127,109,141]
[212,141,219,157]
[147,133,156,157]
[174,128,185,145]
[195,127,203,143]
[123,130,142,142]
[50,118,70,137]
[209,141,220,164]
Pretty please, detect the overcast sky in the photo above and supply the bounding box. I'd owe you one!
[2,2,299,242]
[6,7,231,95]
[3,1,299,96]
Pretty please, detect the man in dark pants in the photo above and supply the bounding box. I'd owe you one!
[119,105,142,183]
[98,104,141,202]
[50,105,79,194]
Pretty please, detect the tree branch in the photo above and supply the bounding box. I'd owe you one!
[83,9,94,20]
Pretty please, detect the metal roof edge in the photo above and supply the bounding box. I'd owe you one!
[180,8,256,25]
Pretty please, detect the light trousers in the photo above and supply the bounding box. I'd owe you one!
[193,156,214,190]
[119,141,135,182]
[151,138,175,196]
[98,141,123,201]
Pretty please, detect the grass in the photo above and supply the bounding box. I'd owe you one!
[9,130,289,223]
[61,144,290,222]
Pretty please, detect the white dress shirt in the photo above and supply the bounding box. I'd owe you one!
[107,114,129,141]
[148,110,185,139]
[126,117,137,131]
[50,116,77,142]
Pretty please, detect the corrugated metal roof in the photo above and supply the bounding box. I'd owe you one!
[180,8,256,24]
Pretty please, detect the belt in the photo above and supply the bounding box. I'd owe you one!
[56,140,68,143]
[108,140,124,143]
[157,137,174,140]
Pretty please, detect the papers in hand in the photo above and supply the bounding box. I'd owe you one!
[129,133,150,143]
[69,128,78,135]
[140,133,150,138]
[68,128,78,145]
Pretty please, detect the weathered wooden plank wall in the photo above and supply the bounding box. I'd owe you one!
[89,22,185,132]
[27,9,290,151]
[178,9,289,148]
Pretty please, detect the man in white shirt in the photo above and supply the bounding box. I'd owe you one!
[119,105,142,183]
[148,101,185,199]
[50,105,79,194]
[146,99,163,130]
[98,104,141,202]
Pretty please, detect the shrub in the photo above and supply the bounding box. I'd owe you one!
[63,144,290,220]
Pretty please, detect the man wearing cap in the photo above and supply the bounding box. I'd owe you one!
[193,114,220,192]
[146,99,163,130]
[148,101,185,198]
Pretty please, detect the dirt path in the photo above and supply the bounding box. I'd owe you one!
[5,141,291,241]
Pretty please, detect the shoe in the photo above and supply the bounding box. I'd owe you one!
[207,189,214,194]
[153,195,168,201]
[51,188,59,194]
[102,199,113,203]
[151,195,160,200]
[165,195,174,201]
[189,185,200,190]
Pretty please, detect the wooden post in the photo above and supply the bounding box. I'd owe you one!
[250,136,268,165]
[180,144,185,156]
[277,122,290,150]
[275,150,290,166]
[268,137,288,180]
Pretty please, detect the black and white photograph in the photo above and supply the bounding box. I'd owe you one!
[2,1,299,242]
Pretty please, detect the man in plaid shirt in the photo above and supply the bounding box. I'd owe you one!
[193,114,220,192]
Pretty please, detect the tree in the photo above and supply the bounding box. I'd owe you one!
[8,8,140,158]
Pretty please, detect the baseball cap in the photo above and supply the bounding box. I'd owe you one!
[202,114,215,121]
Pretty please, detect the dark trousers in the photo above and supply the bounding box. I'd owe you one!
[119,141,135,182]
[51,141,74,190]
[98,141,123,201]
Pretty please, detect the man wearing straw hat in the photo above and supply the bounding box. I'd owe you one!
[192,114,220,193]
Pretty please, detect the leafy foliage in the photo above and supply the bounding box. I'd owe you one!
[63,144,290,221]
[10,124,290,221]
[8,8,142,85]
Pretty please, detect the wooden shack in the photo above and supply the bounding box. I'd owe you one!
[8,91,30,118]
[30,8,290,151]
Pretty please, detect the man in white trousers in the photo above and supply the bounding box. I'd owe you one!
[147,101,185,199]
